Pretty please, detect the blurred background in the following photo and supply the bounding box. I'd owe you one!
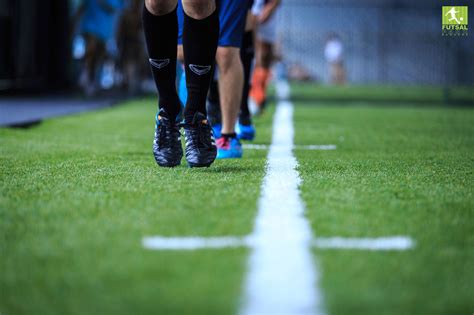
[0,0,472,106]
[277,0,473,86]
[0,0,150,96]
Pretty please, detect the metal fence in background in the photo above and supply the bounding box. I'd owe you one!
[276,0,474,85]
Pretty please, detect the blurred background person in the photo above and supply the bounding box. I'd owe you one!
[235,1,260,140]
[249,0,280,115]
[116,0,145,96]
[324,33,346,85]
[72,0,123,96]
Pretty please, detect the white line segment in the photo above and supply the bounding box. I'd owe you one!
[314,236,415,251]
[142,236,249,250]
[301,144,337,151]
[243,144,337,151]
[239,99,325,315]
[142,235,415,251]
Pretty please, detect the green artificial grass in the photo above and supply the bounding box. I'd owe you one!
[1,85,473,315]
[290,83,474,104]
[0,99,273,315]
[294,102,474,315]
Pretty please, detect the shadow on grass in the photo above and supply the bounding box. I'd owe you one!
[6,120,43,129]
[123,152,265,174]
[182,163,262,174]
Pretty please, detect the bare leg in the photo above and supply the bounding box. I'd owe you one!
[83,34,105,95]
[145,0,177,15]
[181,0,215,18]
[216,47,244,134]
[177,45,184,62]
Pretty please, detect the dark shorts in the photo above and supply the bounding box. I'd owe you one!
[177,0,248,47]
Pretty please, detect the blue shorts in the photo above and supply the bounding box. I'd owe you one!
[177,0,248,47]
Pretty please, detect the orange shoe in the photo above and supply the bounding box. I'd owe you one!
[250,67,271,107]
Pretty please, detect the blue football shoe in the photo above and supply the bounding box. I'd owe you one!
[236,123,256,141]
[212,123,222,139]
[216,136,243,159]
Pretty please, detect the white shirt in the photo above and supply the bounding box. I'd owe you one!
[324,39,343,63]
[251,0,265,16]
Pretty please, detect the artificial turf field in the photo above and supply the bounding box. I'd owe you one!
[1,85,473,315]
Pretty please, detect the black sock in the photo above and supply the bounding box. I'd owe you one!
[182,8,219,122]
[208,76,220,105]
[221,132,237,139]
[142,5,180,120]
[240,31,254,125]
[206,75,222,125]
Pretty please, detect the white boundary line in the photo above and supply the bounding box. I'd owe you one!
[243,144,337,151]
[142,235,415,251]
[239,100,325,315]
[302,144,337,150]
[314,236,414,251]
[242,144,269,150]
[142,236,249,250]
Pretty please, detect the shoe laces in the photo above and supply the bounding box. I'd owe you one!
[157,117,178,147]
[183,119,212,149]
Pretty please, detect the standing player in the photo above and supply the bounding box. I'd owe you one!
[207,0,261,144]
[73,0,122,96]
[249,0,280,114]
[116,0,144,95]
[236,3,260,141]
[143,0,219,167]
[324,33,346,85]
[177,0,248,159]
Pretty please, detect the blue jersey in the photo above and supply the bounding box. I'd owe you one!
[81,0,122,41]
[177,0,249,48]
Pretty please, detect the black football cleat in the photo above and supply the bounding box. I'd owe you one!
[153,109,183,167]
[182,112,217,168]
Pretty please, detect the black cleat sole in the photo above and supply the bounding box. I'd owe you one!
[187,162,212,168]
[154,158,182,168]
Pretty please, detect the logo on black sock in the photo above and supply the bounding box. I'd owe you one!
[189,64,211,76]
[149,58,170,69]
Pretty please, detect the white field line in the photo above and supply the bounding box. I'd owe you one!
[239,100,324,315]
[142,236,249,250]
[302,144,337,150]
[242,144,268,150]
[275,79,291,100]
[243,144,337,151]
[314,236,415,251]
[142,236,415,251]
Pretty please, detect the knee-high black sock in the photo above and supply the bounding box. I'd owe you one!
[206,72,222,125]
[240,31,254,125]
[142,5,180,120]
[182,8,219,122]
[208,76,220,105]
